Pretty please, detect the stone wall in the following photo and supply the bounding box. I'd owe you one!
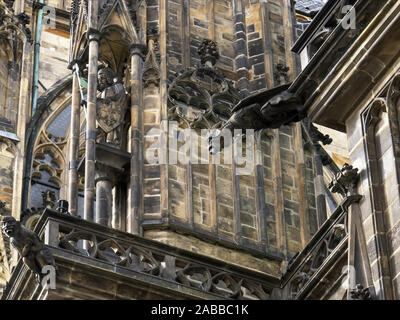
[140,0,318,267]
[345,80,400,299]
[37,19,70,96]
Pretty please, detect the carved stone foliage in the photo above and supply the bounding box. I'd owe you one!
[168,41,240,128]
[41,190,56,209]
[274,64,290,86]
[30,120,68,214]
[197,39,219,67]
[1,216,57,283]
[0,2,32,43]
[287,211,348,299]
[71,0,81,25]
[302,118,333,166]
[349,284,372,300]
[57,225,271,300]
[307,121,332,146]
[328,163,359,197]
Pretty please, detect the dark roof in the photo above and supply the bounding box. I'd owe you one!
[295,0,328,16]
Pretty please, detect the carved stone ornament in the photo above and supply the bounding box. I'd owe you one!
[197,39,220,67]
[168,39,240,128]
[0,2,32,43]
[349,284,372,300]
[274,63,290,86]
[328,163,359,197]
[308,121,332,146]
[302,118,333,166]
[4,0,15,10]
[41,190,56,209]
[96,67,127,146]
[288,212,348,299]
[0,200,5,214]
[143,36,160,88]
[56,224,271,300]
[1,216,57,283]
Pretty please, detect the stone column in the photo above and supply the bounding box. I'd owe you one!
[328,163,375,299]
[254,131,267,247]
[12,40,32,269]
[129,44,145,235]
[233,0,249,98]
[112,185,121,230]
[68,68,81,216]
[6,61,19,125]
[313,150,327,227]
[95,164,113,227]
[94,143,130,229]
[84,0,99,222]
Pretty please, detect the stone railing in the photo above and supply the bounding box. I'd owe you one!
[280,195,361,299]
[32,209,278,300]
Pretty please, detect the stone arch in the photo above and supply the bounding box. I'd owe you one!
[22,75,73,210]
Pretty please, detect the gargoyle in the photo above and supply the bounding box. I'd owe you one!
[208,84,305,153]
[1,216,57,283]
[328,163,359,197]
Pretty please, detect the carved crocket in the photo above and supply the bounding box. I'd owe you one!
[1,216,56,283]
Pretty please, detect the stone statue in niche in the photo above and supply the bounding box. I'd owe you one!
[1,216,57,283]
[96,67,127,147]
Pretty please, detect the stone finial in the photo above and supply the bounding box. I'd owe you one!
[197,39,219,67]
[71,0,81,23]
[349,284,372,300]
[55,200,69,214]
[41,190,56,209]
[274,63,290,85]
[328,163,359,197]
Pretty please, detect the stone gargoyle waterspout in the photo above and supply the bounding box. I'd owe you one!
[208,83,305,154]
[1,216,57,283]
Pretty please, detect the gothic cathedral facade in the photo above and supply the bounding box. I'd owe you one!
[0,0,399,300]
